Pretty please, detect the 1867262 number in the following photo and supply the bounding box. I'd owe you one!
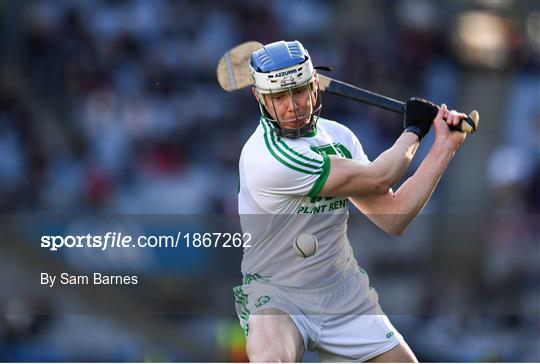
[184,233,252,248]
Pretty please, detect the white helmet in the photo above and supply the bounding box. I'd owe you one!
[250,40,321,138]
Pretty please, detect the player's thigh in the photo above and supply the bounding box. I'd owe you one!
[366,341,417,363]
[246,307,304,362]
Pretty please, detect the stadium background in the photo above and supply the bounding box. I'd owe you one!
[0,0,539,361]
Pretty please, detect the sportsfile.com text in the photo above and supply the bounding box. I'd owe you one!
[40,232,252,252]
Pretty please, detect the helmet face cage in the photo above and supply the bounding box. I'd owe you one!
[257,80,323,139]
[250,41,323,139]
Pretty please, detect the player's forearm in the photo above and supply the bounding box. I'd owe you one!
[369,132,419,191]
[389,139,457,233]
[320,132,419,197]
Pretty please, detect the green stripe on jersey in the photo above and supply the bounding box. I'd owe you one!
[308,154,331,198]
[262,119,323,170]
[261,121,322,175]
[269,128,323,170]
[264,120,323,166]
[277,136,323,166]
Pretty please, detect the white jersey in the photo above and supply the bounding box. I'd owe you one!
[238,117,370,288]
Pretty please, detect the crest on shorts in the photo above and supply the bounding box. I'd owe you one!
[255,295,271,307]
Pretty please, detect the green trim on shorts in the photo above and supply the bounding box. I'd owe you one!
[233,286,250,336]
[243,273,262,285]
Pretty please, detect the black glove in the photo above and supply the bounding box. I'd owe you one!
[403,98,438,140]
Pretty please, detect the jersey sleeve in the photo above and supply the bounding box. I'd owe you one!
[245,132,331,199]
[350,130,371,164]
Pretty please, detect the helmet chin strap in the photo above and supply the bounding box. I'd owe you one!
[257,81,322,139]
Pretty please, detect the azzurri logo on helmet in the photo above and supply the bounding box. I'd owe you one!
[250,40,322,139]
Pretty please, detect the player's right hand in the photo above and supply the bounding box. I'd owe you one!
[403,97,439,140]
[433,104,467,150]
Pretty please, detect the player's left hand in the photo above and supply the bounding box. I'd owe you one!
[433,104,467,151]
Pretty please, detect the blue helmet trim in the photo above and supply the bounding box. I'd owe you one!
[251,41,309,72]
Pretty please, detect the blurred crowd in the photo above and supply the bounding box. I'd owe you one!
[0,0,538,361]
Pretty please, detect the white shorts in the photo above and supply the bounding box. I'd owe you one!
[233,266,403,362]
